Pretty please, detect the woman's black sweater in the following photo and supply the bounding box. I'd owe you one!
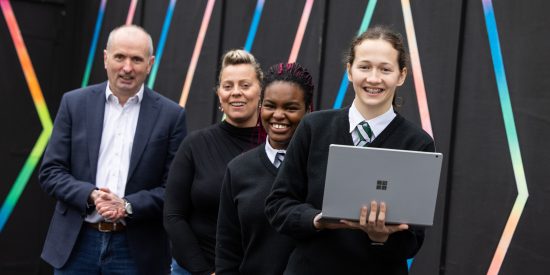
[164,121,260,275]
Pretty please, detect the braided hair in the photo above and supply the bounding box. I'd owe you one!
[262,63,314,111]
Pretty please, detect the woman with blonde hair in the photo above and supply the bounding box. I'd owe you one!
[164,49,264,275]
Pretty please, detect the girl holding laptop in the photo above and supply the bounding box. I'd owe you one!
[265,26,434,274]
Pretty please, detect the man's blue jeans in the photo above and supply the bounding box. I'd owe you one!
[54,226,138,275]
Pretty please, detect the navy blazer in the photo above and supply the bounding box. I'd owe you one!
[39,82,187,275]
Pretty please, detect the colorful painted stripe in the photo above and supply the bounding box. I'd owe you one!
[179,0,216,107]
[126,0,138,25]
[401,1,434,268]
[288,0,314,63]
[401,0,432,137]
[222,0,265,121]
[147,0,177,89]
[332,0,377,109]
[243,0,265,52]
[81,0,108,88]
[0,0,53,232]
[481,1,529,274]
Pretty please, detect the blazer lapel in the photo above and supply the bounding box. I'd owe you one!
[87,83,107,182]
[127,88,160,181]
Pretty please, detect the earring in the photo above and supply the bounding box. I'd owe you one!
[218,105,223,112]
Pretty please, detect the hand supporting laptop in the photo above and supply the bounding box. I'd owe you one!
[314,201,409,243]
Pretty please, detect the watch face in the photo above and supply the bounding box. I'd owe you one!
[125,201,133,215]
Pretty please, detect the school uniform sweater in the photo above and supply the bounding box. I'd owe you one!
[164,121,260,275]
[216,144,294,275]
[265,107,435,275]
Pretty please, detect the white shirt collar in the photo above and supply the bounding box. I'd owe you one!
[105,83,144,105]
[348,103,396,138]
[264,136,286,165]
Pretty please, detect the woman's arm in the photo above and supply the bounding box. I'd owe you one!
[164,139,213,275]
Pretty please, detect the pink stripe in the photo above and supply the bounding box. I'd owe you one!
[179,0,216,107]
[401,0,433,137]
[288,0,314,63]
[487,210,521,274]
[126,0,138,25]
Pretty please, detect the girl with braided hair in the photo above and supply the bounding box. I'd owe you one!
[215,63,314,275]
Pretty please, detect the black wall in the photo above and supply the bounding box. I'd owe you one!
[1,0,548,274]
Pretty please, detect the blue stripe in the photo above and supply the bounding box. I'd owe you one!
[81,0,107,87]
[148,0,177,89]
[332,73,350,109]
[244,0,264,52]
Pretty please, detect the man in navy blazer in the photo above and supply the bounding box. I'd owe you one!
[39,25,186,275]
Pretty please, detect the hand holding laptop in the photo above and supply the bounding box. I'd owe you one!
[314,201,409,243]
[321,145,443,227]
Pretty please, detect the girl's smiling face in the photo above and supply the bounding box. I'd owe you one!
[347,39,407,119]
[261,81,307,150]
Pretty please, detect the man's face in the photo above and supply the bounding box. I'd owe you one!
[104,30,154,96]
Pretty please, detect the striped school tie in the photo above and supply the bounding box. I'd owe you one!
[274,152,285,168]
[355,121,373,146]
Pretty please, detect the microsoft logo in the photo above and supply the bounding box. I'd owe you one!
[376,180,388,190]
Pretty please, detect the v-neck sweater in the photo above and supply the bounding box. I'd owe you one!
[216,144,294,275]
[265,107,435,275]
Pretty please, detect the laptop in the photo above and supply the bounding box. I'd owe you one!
[320,144,443,226]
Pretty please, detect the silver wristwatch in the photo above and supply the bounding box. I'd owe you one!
[124,199,133,216]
